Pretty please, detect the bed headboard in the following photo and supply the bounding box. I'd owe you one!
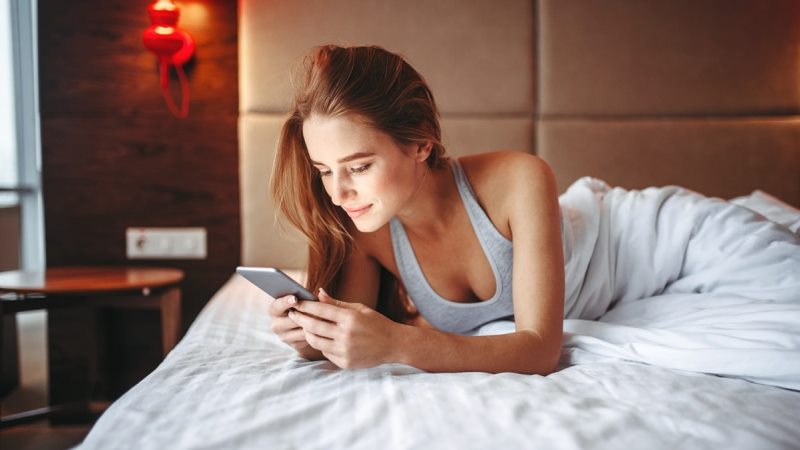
[239,0,800,269]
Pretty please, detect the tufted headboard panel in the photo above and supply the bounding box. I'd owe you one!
[239,0,800,268]
[536,1,800,200]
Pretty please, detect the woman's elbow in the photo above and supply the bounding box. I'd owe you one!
[538,350,561,376]
[524,350,560,376]
[517,330,561,376]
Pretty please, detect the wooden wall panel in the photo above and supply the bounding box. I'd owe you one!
[38,0,239,400]
[39,0,238,118]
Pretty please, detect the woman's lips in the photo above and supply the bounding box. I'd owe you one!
[344,204,372,218]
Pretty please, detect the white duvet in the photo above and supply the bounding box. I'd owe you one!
[78,185,800,449]
[481,178,800,390]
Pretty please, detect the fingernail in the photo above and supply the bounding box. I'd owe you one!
[288,295,297,305]
[288,310,295,319]
[319,287,328,296]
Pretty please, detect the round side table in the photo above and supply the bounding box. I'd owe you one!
[0,266,184,427]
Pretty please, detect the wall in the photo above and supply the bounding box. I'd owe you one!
[38,0,239,396]
[239,0,800,272]
[535,0,800,204]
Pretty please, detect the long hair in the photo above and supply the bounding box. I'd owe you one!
[270,45,447,322]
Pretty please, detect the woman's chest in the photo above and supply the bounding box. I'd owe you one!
[370,218,501,303]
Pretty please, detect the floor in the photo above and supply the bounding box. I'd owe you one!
[0,311,92,450]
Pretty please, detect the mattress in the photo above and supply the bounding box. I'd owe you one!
[78,271,800,449]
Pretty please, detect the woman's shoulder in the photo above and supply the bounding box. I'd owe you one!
[456,151,555,197]
[452,152,555,239]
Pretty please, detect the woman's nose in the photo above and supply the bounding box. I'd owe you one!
[330,176,354,206]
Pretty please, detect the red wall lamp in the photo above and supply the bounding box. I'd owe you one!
[142,0,195,118]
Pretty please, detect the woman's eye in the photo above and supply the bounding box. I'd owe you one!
[349,164,371,174]
[318,169,332,177]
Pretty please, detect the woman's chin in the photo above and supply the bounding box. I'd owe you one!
[351,216,386,233]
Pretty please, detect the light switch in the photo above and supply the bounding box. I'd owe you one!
[126,227,207,259]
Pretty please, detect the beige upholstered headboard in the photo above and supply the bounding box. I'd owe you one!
[239,0,800,269]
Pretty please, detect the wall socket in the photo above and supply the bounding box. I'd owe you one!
[126,227,207,259]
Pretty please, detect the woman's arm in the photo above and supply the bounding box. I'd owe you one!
[497,153,565,373]
[393,325,557,374]
[291,289,558,374]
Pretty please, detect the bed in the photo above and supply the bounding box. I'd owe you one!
[79,1,800,448]
[78,255,800,449]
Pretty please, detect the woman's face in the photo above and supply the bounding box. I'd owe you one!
[303,114,425,233]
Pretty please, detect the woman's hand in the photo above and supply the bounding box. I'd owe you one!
[268,294,315,353]
[288,288,402,369]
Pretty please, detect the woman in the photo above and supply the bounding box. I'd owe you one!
[268,45,800,383]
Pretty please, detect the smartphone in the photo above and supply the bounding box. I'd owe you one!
[236,266,318,301]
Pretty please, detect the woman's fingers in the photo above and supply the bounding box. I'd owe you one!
[289,309,338,339]
[271,316,299,333]
[293,298,351,323]
[272,318,309,347]
[268,295,298,317]
[282,328,308,344]
[303,330,337,354]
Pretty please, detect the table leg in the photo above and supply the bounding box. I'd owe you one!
[47,304,97,424]
[159,287,181,356]
[1,310,20,396]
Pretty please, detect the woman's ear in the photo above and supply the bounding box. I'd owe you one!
[415,140,433,163]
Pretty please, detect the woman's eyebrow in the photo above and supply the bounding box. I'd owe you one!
[311,152,375,166]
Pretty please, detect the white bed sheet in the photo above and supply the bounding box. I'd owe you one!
[78,272,800,450]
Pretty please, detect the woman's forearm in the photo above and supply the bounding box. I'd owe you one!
[391,324,560,375]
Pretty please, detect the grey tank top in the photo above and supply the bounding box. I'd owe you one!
[389,158,515,334]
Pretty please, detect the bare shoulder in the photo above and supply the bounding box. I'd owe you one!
[458,152,557,220]
[459,150,553,183]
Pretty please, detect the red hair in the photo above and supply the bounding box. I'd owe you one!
[271,45,447,321]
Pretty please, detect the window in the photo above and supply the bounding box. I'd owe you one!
[0,0,18,207]
[2,0,44,271]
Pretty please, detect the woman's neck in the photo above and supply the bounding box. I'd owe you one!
[394,160,460,240]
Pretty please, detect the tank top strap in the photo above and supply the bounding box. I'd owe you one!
[449,158,512,248]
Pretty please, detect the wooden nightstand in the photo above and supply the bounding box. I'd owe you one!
[0,266,184,427]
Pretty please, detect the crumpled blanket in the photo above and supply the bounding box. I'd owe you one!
[478,178,800,390]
